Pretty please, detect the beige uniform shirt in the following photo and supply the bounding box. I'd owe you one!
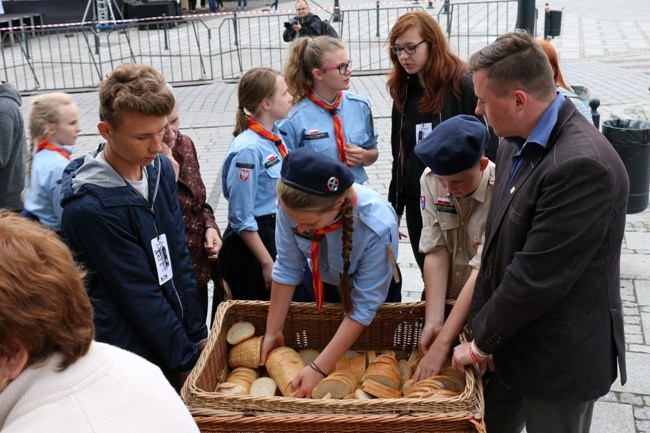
[418,161,496,299]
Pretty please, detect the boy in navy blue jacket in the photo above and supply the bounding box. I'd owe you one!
[61,64,207,390]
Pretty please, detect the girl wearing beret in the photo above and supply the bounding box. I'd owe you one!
[219,68,293,301]
[386,11,495,275]
[260,147,401,398]
[279,36,378,184]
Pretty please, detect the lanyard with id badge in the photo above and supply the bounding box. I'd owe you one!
[416,122,433,145]
[145,155,173,286]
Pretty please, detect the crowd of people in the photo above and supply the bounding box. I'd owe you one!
[0,4,628,433]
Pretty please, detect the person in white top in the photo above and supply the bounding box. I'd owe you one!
[0,211,200,433]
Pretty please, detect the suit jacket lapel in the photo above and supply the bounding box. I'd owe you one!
[483,143,545,252]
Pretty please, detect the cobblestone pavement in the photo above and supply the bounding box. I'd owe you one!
[12,0,650,431]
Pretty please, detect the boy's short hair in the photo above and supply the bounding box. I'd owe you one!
[99,64,175,128]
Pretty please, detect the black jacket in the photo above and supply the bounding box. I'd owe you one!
[388,73,494,216]
[283,13,324,42]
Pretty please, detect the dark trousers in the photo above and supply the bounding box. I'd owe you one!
[403,195,425,276]
[484,372,595,433]
[219,215,275,302]
[293,266,402,304]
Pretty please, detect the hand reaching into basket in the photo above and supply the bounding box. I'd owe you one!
[289,365,324,398]
[412,338,451,382]
[259,330,284,367]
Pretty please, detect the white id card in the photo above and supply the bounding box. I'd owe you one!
[151,234,173,285]
[415,122,433,145]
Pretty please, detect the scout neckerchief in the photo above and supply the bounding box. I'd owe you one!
[246,115,288,158]
[309,191,357,311]
[36,139,71,161]
[307,91,348,166]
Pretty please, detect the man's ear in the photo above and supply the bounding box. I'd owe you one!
[97,121,112,142]
[513,89,528,112]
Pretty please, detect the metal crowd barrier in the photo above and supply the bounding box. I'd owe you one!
[0,1,517,92]
[1,17,212,92]
[437,0,517,60]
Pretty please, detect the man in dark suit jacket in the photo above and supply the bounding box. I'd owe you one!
[452,32,629,433]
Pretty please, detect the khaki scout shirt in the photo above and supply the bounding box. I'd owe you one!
[418,161,496,299]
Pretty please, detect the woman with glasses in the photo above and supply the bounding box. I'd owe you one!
[260,148,401,398]
[386,11,494,277]
[279,36,378,185]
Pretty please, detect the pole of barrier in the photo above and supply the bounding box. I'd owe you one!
[442,0,450,14]
[375,1,380,37]
[332,0,341,23]
[427,1,434,9]
[163,14,169,50]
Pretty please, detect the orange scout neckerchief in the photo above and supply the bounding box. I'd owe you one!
[246,115,288,158]
[36,139,72,161]
[307,91,348,166]
[309,191,357,311]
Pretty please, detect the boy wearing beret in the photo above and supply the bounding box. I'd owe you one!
[411,114,495,381]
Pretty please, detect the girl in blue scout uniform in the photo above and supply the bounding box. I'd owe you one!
[260,147,402,398]
[22,92,81,231]
[279,36,379,184]
[219,67,293,301]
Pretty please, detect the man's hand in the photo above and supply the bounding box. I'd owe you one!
[292,23,302,32]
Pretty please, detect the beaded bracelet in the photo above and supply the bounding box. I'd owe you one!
[309,361,327,377]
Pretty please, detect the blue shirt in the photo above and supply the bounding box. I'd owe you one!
[506,94,565,190]
[278,91,378,184]
[222,128,284,233]
[273,184,398,326]
[23,144,72,230]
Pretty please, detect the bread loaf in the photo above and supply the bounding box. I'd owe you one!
[265,346,306,397]
[226,321,255,345]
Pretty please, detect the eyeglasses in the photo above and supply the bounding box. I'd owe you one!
[320,61,352,75]
[390,40,427,55]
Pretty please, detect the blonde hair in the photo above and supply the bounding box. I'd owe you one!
[233,67,282,137]
[29,92,75,143]
[284,36,346,104]
[277,182,355,312]
[0,211,94,371]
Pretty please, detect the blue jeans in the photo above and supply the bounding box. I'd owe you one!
[208,0,216,12]
[237,0,247,7]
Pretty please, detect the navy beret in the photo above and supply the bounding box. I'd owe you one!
[415,115,489,176]
[280,147,354,196]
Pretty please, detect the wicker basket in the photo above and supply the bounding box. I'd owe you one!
[182,300,485,432]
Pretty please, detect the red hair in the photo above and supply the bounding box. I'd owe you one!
[537,39,569,90]
[387,11,467,114]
